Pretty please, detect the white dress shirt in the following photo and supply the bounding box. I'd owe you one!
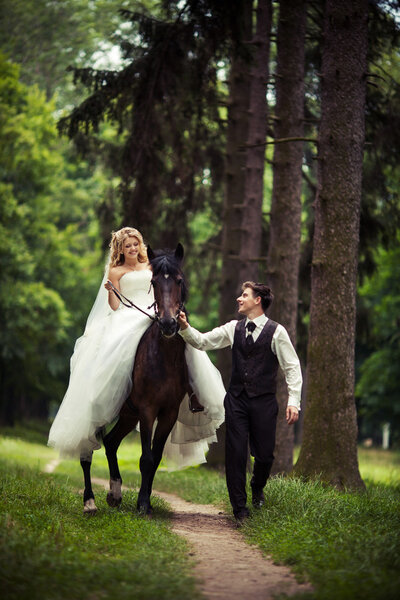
[180,314,302,410]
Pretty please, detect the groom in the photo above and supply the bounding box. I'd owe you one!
[178,281,302,524]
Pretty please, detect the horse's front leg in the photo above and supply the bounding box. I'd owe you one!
[104,409,138,508]
[146,411,179,500]
[81,452,97,514]
[137,420,155,515]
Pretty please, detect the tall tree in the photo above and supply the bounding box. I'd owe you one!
[208,0,273,466]
[266,0,307,474]
[238,0,272,284]
[218,0,272,381]
[206,0,254,466]
[58,3,232,248]
[294,0,368,489]
[218,0,253,342]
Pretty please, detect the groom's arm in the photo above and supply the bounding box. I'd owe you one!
[178,311,236,351]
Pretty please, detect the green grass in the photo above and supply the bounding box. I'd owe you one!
[0,456,200,600]
[0,435,56,470]
[243,476,400,600]
[1,423,400,600]
[358,446,400,485]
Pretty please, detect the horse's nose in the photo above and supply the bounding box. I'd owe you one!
[159,316,177,337]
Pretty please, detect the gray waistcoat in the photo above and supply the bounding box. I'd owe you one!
[228,318,279,398]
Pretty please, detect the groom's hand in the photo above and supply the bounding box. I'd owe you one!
[178,311,189,330]
[286,406,299,425]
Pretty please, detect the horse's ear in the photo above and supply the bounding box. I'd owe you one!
[147,245,155,261]
[175,243,184,264]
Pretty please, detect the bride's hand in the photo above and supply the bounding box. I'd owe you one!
[104,280,113,291]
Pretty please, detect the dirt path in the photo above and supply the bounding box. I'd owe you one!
[90,477,312,600]
[45,461,311,599]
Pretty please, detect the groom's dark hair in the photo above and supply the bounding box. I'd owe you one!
[242,281,274,312]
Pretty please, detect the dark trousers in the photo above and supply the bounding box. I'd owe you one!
[224,390,278,516]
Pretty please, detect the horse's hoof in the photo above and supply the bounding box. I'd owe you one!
[106,479,122,508]
[137,502,153,516]
[106,491,122,507]
[83,498,98,515]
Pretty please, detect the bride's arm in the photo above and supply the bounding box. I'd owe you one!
[105,267,121,311]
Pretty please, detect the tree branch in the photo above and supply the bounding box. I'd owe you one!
[242,136,318,149]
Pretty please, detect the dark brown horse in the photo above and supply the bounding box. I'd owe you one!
[81,243,190,514]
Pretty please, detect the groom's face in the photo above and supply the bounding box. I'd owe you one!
[237,287,259,316]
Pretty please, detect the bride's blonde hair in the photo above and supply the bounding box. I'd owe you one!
[109,227,148,267]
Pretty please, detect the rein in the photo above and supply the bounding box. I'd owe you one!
[108,281,184,323]
[109,282,157,321]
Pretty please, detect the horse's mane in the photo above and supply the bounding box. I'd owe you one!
[150,249,188,303]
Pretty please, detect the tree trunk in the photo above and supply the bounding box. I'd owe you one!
[266,0,306,475]
[238,0,272,284]
[209,0,273,468]
[294,0,368,490]
[208,1,254,468]
[216,0,254,386]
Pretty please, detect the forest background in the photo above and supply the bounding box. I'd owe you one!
[0,0,399,487]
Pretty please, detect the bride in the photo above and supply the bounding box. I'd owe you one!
[48,226,225,469]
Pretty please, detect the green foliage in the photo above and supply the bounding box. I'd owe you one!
[360,35,400,276]
[0,0,138,106]
[356,240,400,442]
[0,459,199,600]
[0,55,107,422]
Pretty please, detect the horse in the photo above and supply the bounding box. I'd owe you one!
[81,243,190,515]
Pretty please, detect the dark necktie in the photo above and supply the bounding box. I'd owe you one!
[246,321,256,346]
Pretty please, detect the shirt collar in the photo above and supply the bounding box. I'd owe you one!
[246,313,268,328]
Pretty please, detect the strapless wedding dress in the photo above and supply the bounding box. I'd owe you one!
[48,269,225,469]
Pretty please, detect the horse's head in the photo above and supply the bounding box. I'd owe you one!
[147,243,187,339]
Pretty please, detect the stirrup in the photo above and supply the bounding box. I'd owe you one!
[189,392,205,413]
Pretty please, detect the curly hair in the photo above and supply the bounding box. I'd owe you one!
[241,281,274,312]
[109,227,148,267]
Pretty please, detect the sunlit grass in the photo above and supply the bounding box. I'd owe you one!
[358,446,400,485]
[0,436,55,470]
[1,425,400,600]
[0,456,200,600]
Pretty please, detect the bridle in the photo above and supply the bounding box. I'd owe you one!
[108,278,184,325]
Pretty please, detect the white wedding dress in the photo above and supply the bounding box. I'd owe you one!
[48,269,225,469]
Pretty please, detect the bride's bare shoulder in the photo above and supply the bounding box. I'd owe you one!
[108,265,125,280]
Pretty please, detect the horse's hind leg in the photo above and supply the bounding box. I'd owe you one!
[81,452,97,514]
[103,412,137,507]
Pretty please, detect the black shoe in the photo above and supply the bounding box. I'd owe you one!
[234,508,250,527]
[189,393,205,413]
[251,487,265,509]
